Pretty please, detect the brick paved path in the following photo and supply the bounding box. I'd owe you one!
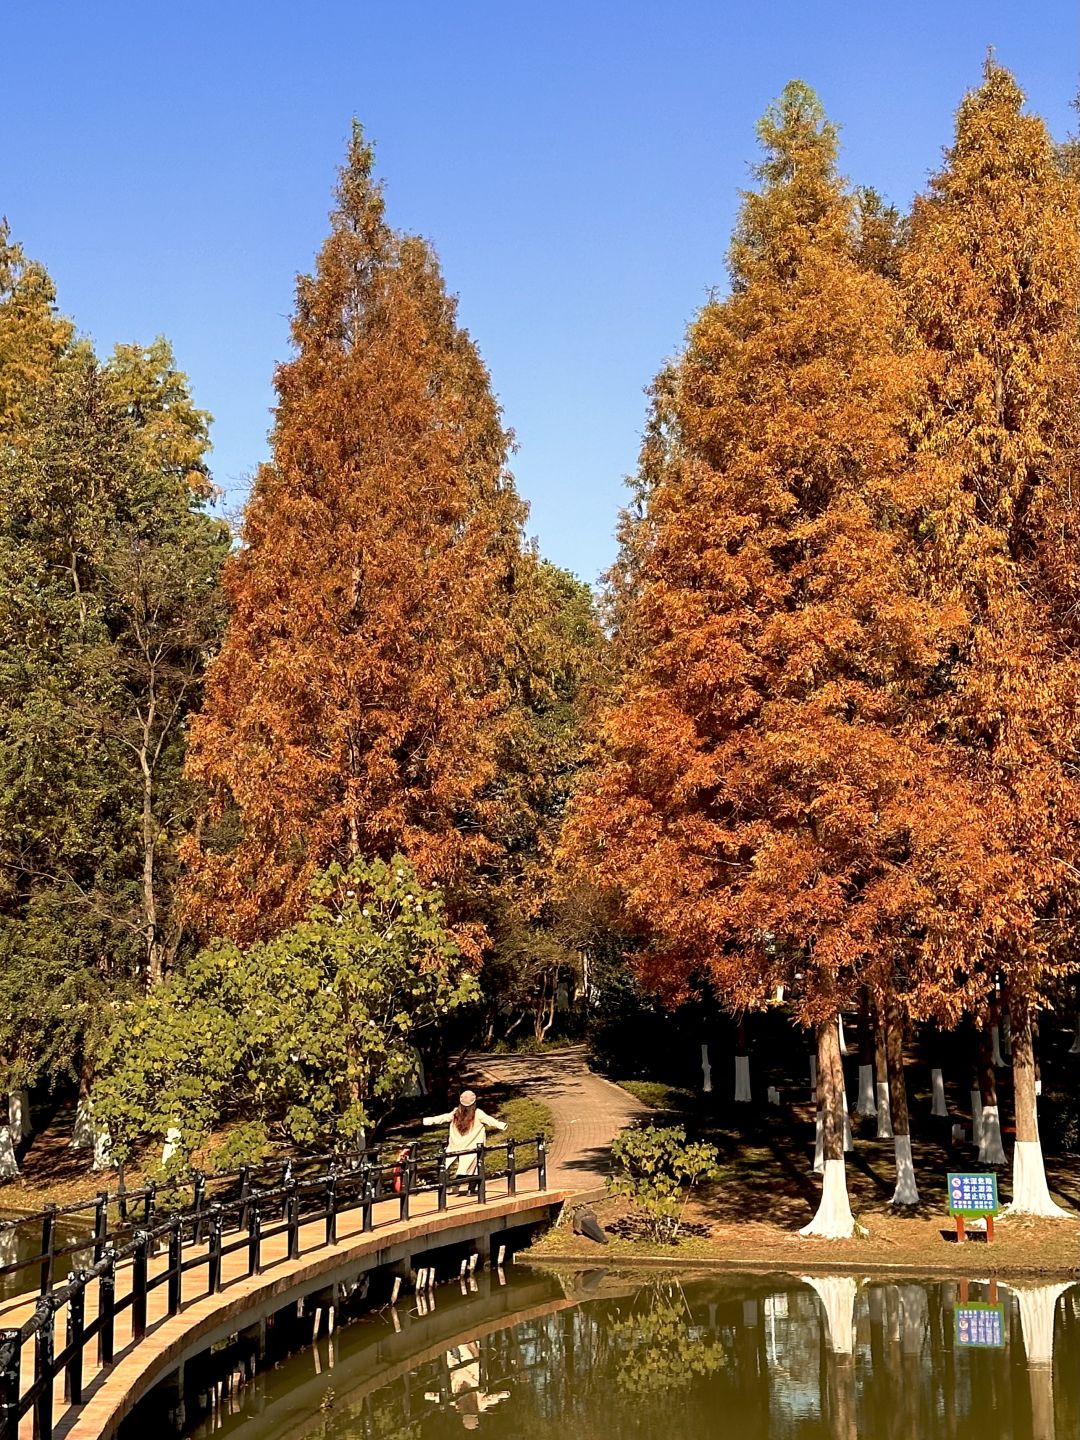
[470,1046,646,1193]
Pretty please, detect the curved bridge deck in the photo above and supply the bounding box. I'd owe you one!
[2,1176,566,1440]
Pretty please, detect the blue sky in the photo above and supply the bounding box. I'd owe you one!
[3,3,1075,584]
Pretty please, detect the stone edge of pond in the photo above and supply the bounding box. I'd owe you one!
[516,1252,1080,1282]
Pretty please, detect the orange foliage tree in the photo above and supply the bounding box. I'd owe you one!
[903,62,1080,1214]
[564,83,997,1236]
[183,126,525,947]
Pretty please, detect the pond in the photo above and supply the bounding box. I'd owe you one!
[0,1209,96,1302]
[172,1267,1079,1440]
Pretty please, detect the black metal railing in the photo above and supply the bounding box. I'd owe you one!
[0,1134,547,1440]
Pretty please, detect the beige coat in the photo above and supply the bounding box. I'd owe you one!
[423,1109,507,1176]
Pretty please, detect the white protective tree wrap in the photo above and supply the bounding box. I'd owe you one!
[92,1125,112,1172]
[970,1089,984,1146]
[701,1043,713,1094]
[800,1157,856,1239]
[875,1082,893,1139]
[813,1111,824,1174]
[931,1068,948,1117]
[8,1090,32,1141]
[838,1017,849,1055]
[1005,1141,1071,1219]
[162,1126,183,1165]
[1011,1281,1071,1365]
[856,1064,876,1117]
[734,1054,752,1103]
[70,1096,95,1149]
[0,1124,19,1180]
[890,1134,919,1205]
[979,1104,1006,1165]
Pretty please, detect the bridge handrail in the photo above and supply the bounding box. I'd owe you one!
[0,1133,548,1440]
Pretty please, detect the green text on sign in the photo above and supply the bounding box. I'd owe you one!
[947,1172,999,1217]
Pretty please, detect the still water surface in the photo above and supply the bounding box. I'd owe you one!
[183,1269,1079,1440]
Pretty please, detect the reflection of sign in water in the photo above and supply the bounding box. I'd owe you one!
[955,1303,1005,1348]
[947,1172,999,1216]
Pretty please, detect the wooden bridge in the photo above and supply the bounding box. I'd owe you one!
[0,1136,562,1440]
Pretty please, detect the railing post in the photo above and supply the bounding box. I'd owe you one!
[98,1248,116,1366]
[40,1204,57,1295]
[476,1145,487,1206]
[286,1182,300,1261]
[132,1231,149,1341]
[208,1206,223,1295]
[537,1134,547,1191]
[437,1149,448,1212]
[325,1174,338,1246]
[167,1217,182,1316]
[0,1328,22,1437]
[144,1182,157,1231]
[64,1277,85,1405]
[506,1138,517,1197]
[33,1298,54,1440]
[93,1190,109,1264]
[237,1166,251,1231]
[361,1163,374,1233]
[247,1201,262,1277]
[191,1172,206,1243]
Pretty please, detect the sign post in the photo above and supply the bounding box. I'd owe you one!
[947,1172,1000,1242]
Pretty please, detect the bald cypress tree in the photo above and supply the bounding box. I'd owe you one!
[904,62,1080,1216]
[565,83,989,1236]
[184,126,526,947]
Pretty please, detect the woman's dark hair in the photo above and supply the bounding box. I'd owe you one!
[452,1101,477,1135]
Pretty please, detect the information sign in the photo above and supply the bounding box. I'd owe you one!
[955,1302,1006,1348]
[947,1172,999,1217]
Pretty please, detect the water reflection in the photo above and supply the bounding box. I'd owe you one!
[179,1268,1079,1440]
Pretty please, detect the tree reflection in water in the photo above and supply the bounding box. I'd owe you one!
[182,1271,1079,1440]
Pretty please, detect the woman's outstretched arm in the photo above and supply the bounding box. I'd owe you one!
[423,1112,455,1126]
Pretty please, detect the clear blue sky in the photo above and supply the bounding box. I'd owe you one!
[3,3,1075,584]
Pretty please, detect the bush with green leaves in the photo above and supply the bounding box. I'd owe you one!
[94,855,478,1167]
[609,1125,720,1244]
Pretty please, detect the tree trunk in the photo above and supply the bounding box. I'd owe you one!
[734,1018,751,1102]
[856,988,876,1117]
[800,1013,856,1238]
[885,996,918,1205]
[873,1000,893,1138]
[1007,994,1069,1217]
[700,1042,713,1094]
[139,747,163,988]
[0,1122,18,1179]
[978,1024,1006,1165]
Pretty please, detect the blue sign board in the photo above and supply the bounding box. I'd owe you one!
[955,1303,1005,1349]
[947,1172,999,1217]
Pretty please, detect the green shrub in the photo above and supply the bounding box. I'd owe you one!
[609,1125,720,1244]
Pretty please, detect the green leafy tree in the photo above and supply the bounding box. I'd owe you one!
[94,856,479,1166]
[609,1124,720,1243]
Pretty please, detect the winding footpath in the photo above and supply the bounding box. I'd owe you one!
[470,1045,646,1194]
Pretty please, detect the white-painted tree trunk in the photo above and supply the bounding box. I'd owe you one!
[700,1043,713,1094]
[0,1124,19,1180]
[801,1157,856,1239]
[162,1127,183,1165]
[70,1096,95,1149]
[890,1134,919,1205]
[774,985,785,1002]
[991,1025,1005,1067]
[8,1090,32,1141]
[978,1104,1006,1165]
[1006,1142,1071,1219]
[931,1068,948,1117]
[92,1126,112,1172]
[813,1110,824,1174]
[970,1088,984,1146]
[838,1017,849,1055]
[734,1054,751,1103]
[802,1274,857,1354]
[856,1064,876,1117]
[843,1109,853,1153]
[875,1083,892,1139]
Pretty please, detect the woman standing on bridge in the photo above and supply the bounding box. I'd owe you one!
[423,1090,507,1182]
